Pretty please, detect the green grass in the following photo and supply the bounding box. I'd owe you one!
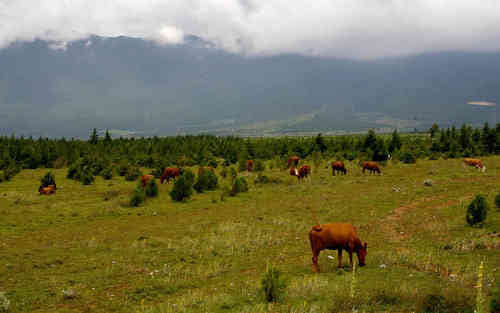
[0,157,498,312]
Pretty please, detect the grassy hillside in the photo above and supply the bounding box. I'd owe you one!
[0,157,499,312]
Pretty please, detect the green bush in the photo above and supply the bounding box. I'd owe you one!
[3,166,20,181]
[145,179,159,198]
[101,167,114,180]
[495,193,500,209]
[125,167,142,181]
[420,294,447,313]
[466,194,489,227]
[40,172,57,189]
[400,150,417,164]
[230,177,248,196]
[170,170,194,202]
[0,171,4,183]
[254,159,265,172]
[80,171,95,185]
[491,283,500,313]
[194,169,218,193]
[260,263,286,303]
[130,186,146,207]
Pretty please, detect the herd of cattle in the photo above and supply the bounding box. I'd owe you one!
[36,155,487,272]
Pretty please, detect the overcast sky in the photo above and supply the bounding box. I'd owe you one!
[1,0,500,59]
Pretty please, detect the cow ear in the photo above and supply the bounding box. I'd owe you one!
[364,242,367,249]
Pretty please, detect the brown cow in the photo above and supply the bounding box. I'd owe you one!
[247,160,254,172]
[463,158,486,172]
[328,161,347,176]
[140,174,154,188]
[39,184,56,195]
[287,156,300,168]
[309,223,367,272]
[160,167,182,184]
[198,166,215,176]
[361,161,381,175]
[290,165,311,181]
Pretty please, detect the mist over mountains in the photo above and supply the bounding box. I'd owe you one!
[0,35,498,137]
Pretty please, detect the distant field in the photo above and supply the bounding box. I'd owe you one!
[0,157,498,312]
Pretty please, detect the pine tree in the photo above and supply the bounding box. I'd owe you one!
[104,129,112,145]
[388,129,402,153]
[89,128,99,145]
[429,123,439,139]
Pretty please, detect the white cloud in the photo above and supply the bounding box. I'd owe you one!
[155,25,184,45]
[0,0,499,59]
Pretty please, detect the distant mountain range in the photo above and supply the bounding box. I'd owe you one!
[0,35,498,137]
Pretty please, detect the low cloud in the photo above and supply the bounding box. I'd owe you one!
[1,0,500,59]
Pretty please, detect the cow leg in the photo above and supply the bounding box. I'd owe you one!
[348,242,355,267]
[337,248,343,268]
[332,169,335,176]
[312,249,321,273]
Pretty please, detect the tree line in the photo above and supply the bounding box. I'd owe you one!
[0,123,498,177]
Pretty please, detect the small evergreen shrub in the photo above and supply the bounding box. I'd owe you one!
[490,283,500,313]
[260,263,286,303]
[130,186,146,207]
[40,172,57,189]
[170,170,194,202]
[145,179,159,198]
[3,166,20,181]
[67,162,81,180]
[80,171,95,185]
[125,167,142,181]
[254,159,265,172]
[230,177,248,196]
[194,169,218,193]
[466,194,489,227]
[420,294,447,313]
[495,193,500,209]
[101,167,114,180]
[400,150,417,164]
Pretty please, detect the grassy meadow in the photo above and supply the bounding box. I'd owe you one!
[0,156,499,312]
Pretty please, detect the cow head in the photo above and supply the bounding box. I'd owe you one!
[481,166,486,172]
[357,242,367,267]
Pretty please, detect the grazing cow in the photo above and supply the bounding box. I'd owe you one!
[140,174,154,188]
[361,161,381,175]
[290,165,311,181]
[463,158,486,172]
[287,156,300,168]
[198,166,215,176]
[328,161,347,176]
[160,167,182,184]
[39,184,56,195]
[309,223,367,272]
[247,160,254,172]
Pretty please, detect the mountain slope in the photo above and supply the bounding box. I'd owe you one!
[0,36,498,137]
